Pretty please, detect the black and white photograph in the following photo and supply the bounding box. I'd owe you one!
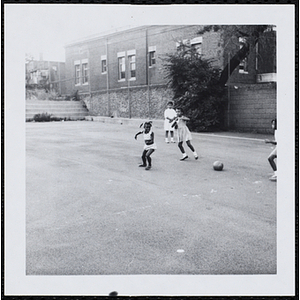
[4,3,296,297]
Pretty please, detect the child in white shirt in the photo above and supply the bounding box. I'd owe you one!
[135,121,157,170]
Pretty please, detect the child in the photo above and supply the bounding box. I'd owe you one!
[172,108,198,161]
[134,121,157,170]
[164,101,177,143]
[265,119,277,181]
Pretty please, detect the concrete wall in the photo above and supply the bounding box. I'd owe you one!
[227,83,276,133]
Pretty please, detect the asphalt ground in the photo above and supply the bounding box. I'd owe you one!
[26,120,276,275]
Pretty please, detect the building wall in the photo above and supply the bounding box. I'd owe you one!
[64,25,224,95]
[227,83,276,133]
[65,25,277,133]
[26,60,66,94]
[83,84,174,120]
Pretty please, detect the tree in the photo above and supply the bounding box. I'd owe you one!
[197,25,271,86]
[163,46,226,131]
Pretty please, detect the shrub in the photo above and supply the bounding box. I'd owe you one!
[33,113,52,122]
[163,47,226,131]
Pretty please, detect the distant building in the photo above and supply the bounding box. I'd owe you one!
[26,58,66,95]
[64,25,276,94]
[63,25,276,132]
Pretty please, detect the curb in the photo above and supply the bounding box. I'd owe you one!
[85,116,273,141]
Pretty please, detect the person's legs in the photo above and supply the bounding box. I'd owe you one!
[165,131,169,143]
[170,130,175,143]
[186,140,198,159]
[139,150,147,167]
[268,148,277,171]
[186,140,195,152]
[145,149,155,170]
[178,142,188,160]
[268,148,277,181]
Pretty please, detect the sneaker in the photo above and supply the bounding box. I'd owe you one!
[139,164,147,167]
[180,154,188,161]
[165,138,169,143]
[171,138,175,143]
[269,174,277,181]
[145,166,151,170]
[194,155,198,160]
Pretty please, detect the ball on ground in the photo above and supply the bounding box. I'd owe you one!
[213,161,224,171]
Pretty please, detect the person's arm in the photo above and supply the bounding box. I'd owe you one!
[169,116,177,122]
[171,117,179,127]
[134,131,143,140]
[181,115,190,121]
[265,139,277,145]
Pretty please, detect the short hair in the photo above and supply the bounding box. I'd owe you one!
[167,101,174,106]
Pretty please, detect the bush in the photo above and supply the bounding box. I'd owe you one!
[29,113,85,122]
[163,47,226,131]
[33,113,52,122]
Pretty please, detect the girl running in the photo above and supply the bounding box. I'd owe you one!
[172,108,198,161]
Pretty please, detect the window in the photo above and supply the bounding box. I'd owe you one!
[149,52,155,66]
[191,37,202,55]
[176,39,189,52]
[148,46,156,67]
[239,37,248,74]
[82,62,89,84]
[128,55,136,79]
[101,55,107,73]
[74,63,80,85]
[74,59,88,85]
[118,56,126,80]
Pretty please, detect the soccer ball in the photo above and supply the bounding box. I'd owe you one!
[213,161,224,171]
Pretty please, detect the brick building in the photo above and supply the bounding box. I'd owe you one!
[64,25,276,133]
[26,58,66,95]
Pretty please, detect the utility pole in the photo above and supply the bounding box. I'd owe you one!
[227,52,230,129]
[106,39,110,117]
[146,29,150,119]
[128,54,131,119]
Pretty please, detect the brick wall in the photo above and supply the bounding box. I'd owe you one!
[227,83,276,133]
[65,25,224,96]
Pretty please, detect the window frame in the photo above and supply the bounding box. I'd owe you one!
[101,55,107,74]
[148,46,156,67]
[74,60,81,85]
[128,54,136,80]
[82,62,89,85]
[117,52,126,81]
[191,37,202,55]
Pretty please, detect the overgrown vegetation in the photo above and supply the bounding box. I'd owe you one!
[28,113,85,122]
[163,47,226,132]
[197,25,273,86]
[26,88,59,101]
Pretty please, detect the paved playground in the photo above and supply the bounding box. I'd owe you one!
[26,120,276,275]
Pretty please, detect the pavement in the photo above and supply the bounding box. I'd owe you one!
[26,118,276,275]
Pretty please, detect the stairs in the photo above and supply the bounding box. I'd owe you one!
[26,100,89,120]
